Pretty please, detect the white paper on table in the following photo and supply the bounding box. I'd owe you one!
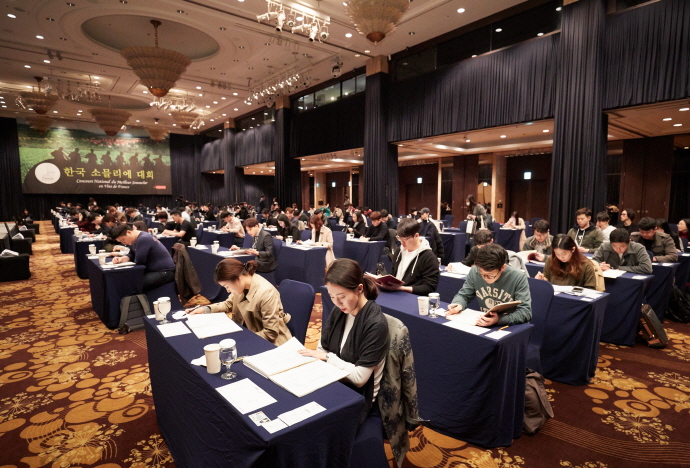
[278,402,326,426]
[102,261,136,269]
[191,356,206,367]
[485,330,511,340]
[216,378,277,414]
[186,313,242,338]
[172,311,188,320]
[631,275,649,280]
[243,337,316,379]
[146,314,156,319]
[552,285,574,293]
[158,321,192,338]
[661,263,674,267]
[446,309,484,326]
[602,269,626,278]
[528,260,546,266]
[441,271,467,279]
[195,245,208,249]
[290,244,313,250]
[447,262,472,275]
[434,308,447,317]
[580,297,594,302]
[443,320,489,335]
[269,360,349,397]
[262,419,288,434]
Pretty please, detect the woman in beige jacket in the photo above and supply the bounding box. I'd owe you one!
[187,258,292,345]
[305,214,335,267]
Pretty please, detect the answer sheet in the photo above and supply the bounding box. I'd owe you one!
[216,378,277,414]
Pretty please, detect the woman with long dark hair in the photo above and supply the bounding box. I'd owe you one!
[187,258,292,345]
[276,214,300,241]
[466,194,486,232]
[535,234,597,289]
[298,259,389,424]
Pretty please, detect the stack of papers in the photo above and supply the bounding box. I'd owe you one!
[602,269,626,278]
[446,262,472,275]
[446,309,484,325]
[217,378,277,414]
[102,261,136,269]
[186,313,243,338]
[158,321,192,338]
[243,338,349,397]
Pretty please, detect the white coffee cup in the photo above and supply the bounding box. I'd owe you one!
[74,228,80,236]
[204,343,221,374]
[211,243,219,254]
[98,255,106,265]
[152,228,158,235]
[190,237,197,248]
[99,249,105,254]
[418,296,430,316]
[88,244,97,255]
[286,236,293,245]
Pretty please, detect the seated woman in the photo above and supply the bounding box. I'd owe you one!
[188,258,292,345]
[77,210,97,232]
[348,211,367,238]
[504,210,527,247]
[276,214,300,242]
[21,209,33,224]
[299,259,389,424]
[535,234,597,289]
[677,218,689,240]
[302,214,335,267]
[379,218,439,296]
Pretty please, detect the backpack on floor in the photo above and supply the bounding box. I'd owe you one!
[118,294,151,334]
[523,369,554,435]
[667,285,690,323]
[638,304,668,348]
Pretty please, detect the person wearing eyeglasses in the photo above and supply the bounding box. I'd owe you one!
[446,244,532,327]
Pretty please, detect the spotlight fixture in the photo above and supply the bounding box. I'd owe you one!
[257,0,330,43]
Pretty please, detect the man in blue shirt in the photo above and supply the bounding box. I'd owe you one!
[111,223,175,291]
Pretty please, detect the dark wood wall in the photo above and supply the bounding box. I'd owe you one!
[326,172,351,208]
[506,154,551,222]
[452,155,479,226]
[398,163,438,218]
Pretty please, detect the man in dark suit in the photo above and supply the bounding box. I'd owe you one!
[231,217,276,272]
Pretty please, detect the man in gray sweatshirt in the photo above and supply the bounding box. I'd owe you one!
[591,228,653,274]
[446,244,532,327]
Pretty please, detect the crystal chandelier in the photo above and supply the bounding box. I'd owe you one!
[344,0,410,43]
[25,115,54,134]
[171,110,202,130]
[150,94,196,112]
[257,0,330,42]
[244,69,311,107]
[16,77,60,115]
[147,126,169,142]
[46,76,101,103]
[89,97,131,136]
[121,20,191,98]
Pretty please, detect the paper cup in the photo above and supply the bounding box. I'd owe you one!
[211,244,219,254]
[98,256,106,265]
[204,343,221,374]
[418,296,430,316]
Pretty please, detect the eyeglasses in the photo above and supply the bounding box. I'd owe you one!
[396,235,410,242]
[479,271,500,280]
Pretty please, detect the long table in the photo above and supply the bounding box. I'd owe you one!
[677,252,690,294]
[342,239,386,274]
[187,246,255,303]
[60,226,77,253]
[275,244,328,290]
[86,258,146,328]
[439,232,467,265]
[145,314,364,468]
[495,229,522,252]
[199,229,236,248]
[648,262,680,320]
[72,236,105,279]
[375,291,532,447]
[436,272,608,385]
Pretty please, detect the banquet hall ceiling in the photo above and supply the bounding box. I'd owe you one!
[0,0,523,134]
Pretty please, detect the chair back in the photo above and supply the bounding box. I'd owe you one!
[682,237,688,252]
[243,234,253,248]
[459,220,468,232]
[491,221,501,232]
[387,228,397,252]
[646,250,655,262]
[300,229,311,241]
[328,218,338,231]
[526,277,554,374]
[366,216,372,227]
[443,215,455,227]
[529,217,544,225]
[319,285,335,326]
[279,279,315,344]
[332,230,346,259]
[272,237,282,261]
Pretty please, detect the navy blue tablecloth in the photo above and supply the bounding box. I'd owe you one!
[187,246,254,303]
[72,236,105,279]
[275,244,327,290]
[375,291,531,447]
[156,235,178,252]
[60,227,78,253]
[648,262,680,321]
[439,232,467,265]
[677,253,690,293]
[145,315,364,468]
[436,272,607,385]
[342,240,386,273]
[199,230,236,248]
[495,229,521,252]
[86,258,146,329]
[525,262,652,346]
[202,220,219,229]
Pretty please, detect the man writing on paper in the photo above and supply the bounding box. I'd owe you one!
[591,228,653,274]
[446,244,532,327]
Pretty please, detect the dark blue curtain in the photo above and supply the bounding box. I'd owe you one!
[235,123,275,167]
[244,175,274,208]
[604,0,690,109]
[291,93,365,158]
[388,35,558,142]
[200,137,225,173]
[549,0,607,235]
[0,117,23,221]
[274,108,301,208]
[364,72,398,214]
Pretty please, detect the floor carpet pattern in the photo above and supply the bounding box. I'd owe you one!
[0,221,689,467]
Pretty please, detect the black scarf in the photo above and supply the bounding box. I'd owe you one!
[321,300,389,423]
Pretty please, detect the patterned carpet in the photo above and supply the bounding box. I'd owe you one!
[1,221,689,467]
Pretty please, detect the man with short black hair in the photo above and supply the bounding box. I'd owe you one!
[156,211,176,231]
[596,211,616,242]
[592,228,653,274]
[95,214,116,236]
[162,210,193,246]
[110,223,176,291]
[446,243,532,327]
[461,228,495,267]
[521,219,553,261]
[567,207,603,253]
[231,218,276,272]
[220,211,245,246]
[631,217,678,263]
[418,207,445,261]
[363,211,391,247]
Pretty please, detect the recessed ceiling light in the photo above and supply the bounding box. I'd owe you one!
[537,33,544,37]
[233,92,238,96]
[345,33,352,38]
[36,35,44,40]
[222,113,227,116]
[199,93,203,96]
[24,65,31,68]
[543,129,549,133]
[213,101,218,104]
[93,76,100,79]
[556,7,562,11]
[53,110,58,113]
[495,28,502,32]
[408,32,415,35]
[457,8,465,13]
[364,49,370,53]
[663,118,672,121]
[674,123,682,127]
[210,119,215,122]
[177,10,184,13]
[1,105,6,108]
[354,54,361,57]
[296,16,303,21]
[234,108,238,111]
[472,55,477,58]
[136,120,140,122]
[680,108,689,111]
[221,97,226,100]
[173,123,176,126]
[206,105,210,108]
[196,86,201,89]
[47,17,55,21]
[220,27,226,31]
[500,135,506,138]
[7,14,16,18]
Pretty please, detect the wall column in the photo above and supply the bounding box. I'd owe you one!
[363,55,398,213]
[452,155,479,226]
[549,0,607,233]
[222,119,242,203]
[274,96,301,207]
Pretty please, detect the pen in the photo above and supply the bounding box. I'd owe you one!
[499,326,509,330]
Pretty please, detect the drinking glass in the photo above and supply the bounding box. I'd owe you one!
[190,237,197,248]
[156,297,171,324]
[89,244,97,255]
[152,227,158,235]
[219,339,238,380]
[428,293,440,318]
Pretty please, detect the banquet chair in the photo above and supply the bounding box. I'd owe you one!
[526,277,554,374]
[646,250,655,262]
[443,214,454,228]
[4,223,33,255]
[0,234,31,282]
[332,230,346,259]
[682,237,688,252]
[300,229,311,242]
[320,285,335,327]
[257,238,282,287]
[279,279,315,344]
[146,281,182,312]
